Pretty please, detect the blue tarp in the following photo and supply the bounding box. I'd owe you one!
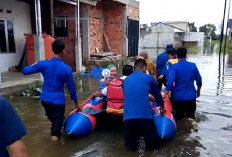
[82,67,104,79]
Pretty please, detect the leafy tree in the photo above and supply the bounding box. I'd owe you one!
[188,22,197,32]
[199,24,218,40]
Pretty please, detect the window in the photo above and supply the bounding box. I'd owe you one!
[54,17,68,37]
[0,19,15,53]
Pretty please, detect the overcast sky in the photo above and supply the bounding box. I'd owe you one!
[138,0,230,31]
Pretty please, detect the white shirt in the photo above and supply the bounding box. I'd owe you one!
[101,76,127,96]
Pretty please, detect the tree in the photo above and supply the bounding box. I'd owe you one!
[199,24,218,40]
[188,22,197,32]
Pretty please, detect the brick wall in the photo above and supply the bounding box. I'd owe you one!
[53,1,76,71]
[88,3,104,53]
[104,1,125,55]
[88,0,126,55]
[128,6,139,20]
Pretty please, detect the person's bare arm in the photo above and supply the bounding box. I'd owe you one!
[93,90,104,97]
[8,140,28,157]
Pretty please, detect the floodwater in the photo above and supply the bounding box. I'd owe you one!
[8,45,232,157]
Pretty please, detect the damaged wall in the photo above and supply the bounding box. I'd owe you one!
[88,0,126,55]
[104,1,125,55]
[88,3,104,53]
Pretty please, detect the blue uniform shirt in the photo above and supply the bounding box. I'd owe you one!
[22,57,77,105]
[156,51,169,76]
[166,60,202,101]
[123,70,164,121]
[0,97,27,157]
[166,58,178,82]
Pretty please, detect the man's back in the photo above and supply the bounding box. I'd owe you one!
[22,57,76,104]
[156,52,169,76]
[169,60,202,101]
[123,71,162,120]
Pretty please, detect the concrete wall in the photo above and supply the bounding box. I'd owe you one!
[184,32,204,47]
[139,23,175,59]
[0,0,31,73]
[175,32,204,47]
[168,22,189,32]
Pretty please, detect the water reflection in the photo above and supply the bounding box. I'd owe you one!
[203,44,215,55]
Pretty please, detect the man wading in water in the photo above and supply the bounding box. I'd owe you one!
[22,40,79,141]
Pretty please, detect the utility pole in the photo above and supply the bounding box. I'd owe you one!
[75,0,82,72]
[219,0,228,68]
[157,32,159,57]
[223,0,232,75]
[34,0,45,80]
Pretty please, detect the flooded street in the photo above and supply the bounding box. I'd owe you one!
[8,45,232,157]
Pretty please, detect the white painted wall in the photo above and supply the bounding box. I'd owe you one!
[185,32,204,47]
[0,0,31,73]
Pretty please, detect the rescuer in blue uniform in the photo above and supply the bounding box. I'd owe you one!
[123,59,164,151]
[164,48,202,120]
[22,40,78,141]
[156,44,174,91]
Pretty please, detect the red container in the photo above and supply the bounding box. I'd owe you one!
[24,34,55,65]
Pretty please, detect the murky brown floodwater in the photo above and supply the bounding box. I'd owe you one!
[8,45,232,157]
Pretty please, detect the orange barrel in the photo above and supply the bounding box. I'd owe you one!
[43,34,55,60]
[24,34,55,65]
[25,34,36,65]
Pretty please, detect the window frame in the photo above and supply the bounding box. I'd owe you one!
[54,16,69,37]
[0,19,16,54]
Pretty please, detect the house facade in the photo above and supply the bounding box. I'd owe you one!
[30,0,140,71]
[0,0,140,74]
[0,0,31,73]
[140,22,204,59]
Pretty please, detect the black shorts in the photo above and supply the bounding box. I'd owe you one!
[173,99,196,120]
[124,118,159,151]
[41,101,65,137]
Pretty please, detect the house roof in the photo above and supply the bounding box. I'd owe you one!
[151,21,189,32]
[150,22,187,32]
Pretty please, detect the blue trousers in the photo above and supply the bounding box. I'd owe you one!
[124,118,159,151]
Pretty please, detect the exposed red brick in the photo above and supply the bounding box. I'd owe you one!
[53,1,76,71]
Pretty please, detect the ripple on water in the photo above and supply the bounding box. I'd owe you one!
[221,125,232,131]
